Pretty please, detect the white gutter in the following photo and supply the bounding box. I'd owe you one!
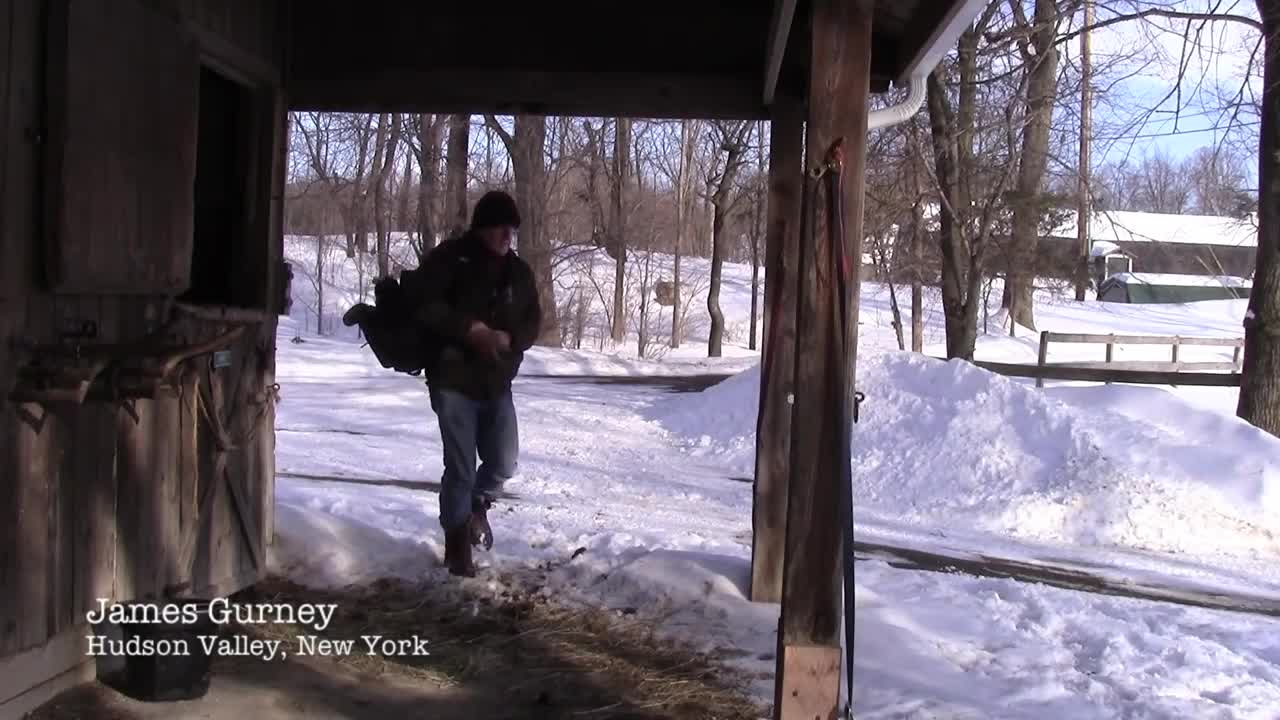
[867,74,927,131]
[866,0,990,132]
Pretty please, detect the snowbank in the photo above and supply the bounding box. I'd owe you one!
[655,351,1280,564]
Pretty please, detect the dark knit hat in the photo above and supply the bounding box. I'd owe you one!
[470,190,521,230]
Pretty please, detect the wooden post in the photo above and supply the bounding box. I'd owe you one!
[774,1,870,717]
[752,97,803,604]
[1171,336,1180,387]
[1105,335,1114,385]
[1036,331,1050,388]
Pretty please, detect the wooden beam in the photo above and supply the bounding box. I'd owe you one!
[941,358,1244,387]
[751,96,803,604]
[775,0,871,717]
[775,644,842,720]
[288,69,769,120]
[763,0,799,105]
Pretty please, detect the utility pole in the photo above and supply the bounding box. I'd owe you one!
[1074,0,1094,301]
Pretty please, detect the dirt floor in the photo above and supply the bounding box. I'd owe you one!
[29,576,764,720]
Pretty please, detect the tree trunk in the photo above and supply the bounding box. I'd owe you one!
[445,114,470,237]
[611,118,631,343]
[314,235,326,334]
[749,119,765,351]
[487,115,560,346]
[398,152,413,236]
[372,113,402,277]
[638,251,651,357]
[417,114,445,250]
[708,221,726,357]
[1001,0,1060,332]
[708,123,749,358]
[886,260,905,351]
[927,29,986,360]
[672,120,694,349]
[1238,0,1280,437]
[910,199,924,353]
[346,115,374,257]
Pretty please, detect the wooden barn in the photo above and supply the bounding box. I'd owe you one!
[1044,210,1260,283]
[0,1,984,717]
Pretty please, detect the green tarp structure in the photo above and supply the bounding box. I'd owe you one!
[1099,274,1252,303]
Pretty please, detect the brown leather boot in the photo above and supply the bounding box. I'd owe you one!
[470,494,494,551]
[444,522,475,577]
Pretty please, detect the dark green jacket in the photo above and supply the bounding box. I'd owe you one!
[413,232,542,400]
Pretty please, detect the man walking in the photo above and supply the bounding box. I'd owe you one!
[412,190,542,576]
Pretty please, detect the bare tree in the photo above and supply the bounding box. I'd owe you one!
[706,120,752,357]
[370,112,402,276]
[611,118,632,343]
[484,114,561,346]
[1239,0,1279,437]
[406,114,445,251]
[651,119,700,348]
[444,114,470,237]
[748,121,767,351]
[1135,146,1193,213]
[926,3,1018,360]
[1003,0,1067,332]
[1187,145,1255,216]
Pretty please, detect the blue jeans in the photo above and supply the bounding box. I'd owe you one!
[429,386,519,531]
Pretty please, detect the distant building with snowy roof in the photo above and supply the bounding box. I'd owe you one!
[1043,210,1258,284]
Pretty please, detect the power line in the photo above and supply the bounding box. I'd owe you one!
[1093,120,1259,142]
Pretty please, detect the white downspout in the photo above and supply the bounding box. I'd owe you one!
[867,73,928,131]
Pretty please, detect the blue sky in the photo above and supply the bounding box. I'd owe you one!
[1083,1,1261,176]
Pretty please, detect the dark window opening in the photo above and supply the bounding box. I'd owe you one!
[183,65,261,308]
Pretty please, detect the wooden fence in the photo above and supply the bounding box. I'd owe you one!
[939,332,1244,388]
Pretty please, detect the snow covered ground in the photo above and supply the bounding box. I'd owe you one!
[270,239,1280,718]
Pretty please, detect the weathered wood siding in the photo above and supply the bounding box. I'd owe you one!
[44,0,200,294]
[1,0,284,670]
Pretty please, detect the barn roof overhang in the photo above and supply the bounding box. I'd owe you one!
[286,0,979,119]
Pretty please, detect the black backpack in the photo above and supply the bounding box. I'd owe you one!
[354,264,440,377]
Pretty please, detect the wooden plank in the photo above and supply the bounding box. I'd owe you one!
[13,400,52,652]
[0,0,11,271]
[223,335,264,573]
[0,406,18,655]
[87,296,120,609]
[0,0,37,300]
[1037,330,1050,388]
[751,97,803,604]
[0,304,18,654]
[773,645,841,720]
[948,358,1244,387]
[185,18,281,88]
[1045,332,1243,347]
[289,69,769,120]
[156,391,182,593]
[70,402,118,617]
[762,0,799,104]
[45,0,200,294]
[775,4,871,718]
[173,367,199,593]
[290,0,770,79]
[1044,360,1240,372]
[113,294,165,601]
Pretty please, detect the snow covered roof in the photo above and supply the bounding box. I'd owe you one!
[1051,211,1257,248]
[1089,240,1128,258]
[1105,272,1252,288]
